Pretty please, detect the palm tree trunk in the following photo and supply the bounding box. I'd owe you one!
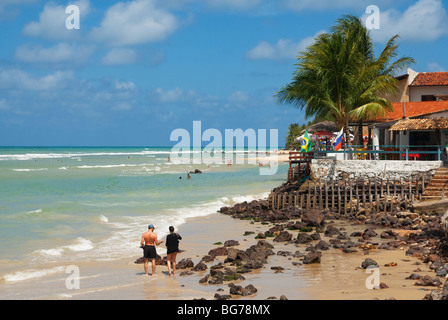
[343,122,350,148]
[357,120,364,147]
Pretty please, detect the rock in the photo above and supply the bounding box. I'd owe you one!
[229,283,244,295]
[177,258,194,269]
[190,169,202,174]
[224,240,240,247]
[199,274,209,283]
[208,246,228,258]
[303,251,322,264]
[363,228,378,237]
[192,262,208,272]
[134,254,163,265]
[226,247,248,261]
[273,230,292,242]
[255,232,266,239]
[279,295,288,300]
[242,284,258,296]
[296,233,313,244]
[324,225,341,237]
[200,255,214,263]
[414,275,443,287]
[302,209,325,227]
[315,240,330,250]
[380,283,389,289]
[214,293,231,300]
[392,229,422,238]
[361,258,378,269]
[406,273,422,280]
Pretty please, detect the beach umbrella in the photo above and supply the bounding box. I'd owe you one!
[302,121,338,134]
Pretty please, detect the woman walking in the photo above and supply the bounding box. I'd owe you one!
[165,226,182,276]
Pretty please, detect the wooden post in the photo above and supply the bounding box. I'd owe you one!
[389,194,394,214]
[307,181,311,209]
[401,178,404,200]
[349,180,353,215]
[337,181,341,215]
[393,178,397,197]
[325,179,329,210]
[313,181,317,209]
[331,180,335,211]
[344,180,348,216]
[362,178,367,209]
[301,194,304,211]
[355,178,360,212]
[375,192,379,213]
[422,175,426,194]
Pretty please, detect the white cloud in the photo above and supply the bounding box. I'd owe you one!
[14,43,94,64]
[427,62,447,72]
[101,48,138,65]
[22,0,90,40]
[90,0,179,46]
[246,31,324,60]
[115,80,136,91]
[366,0,448,43]
[0,68,74,91]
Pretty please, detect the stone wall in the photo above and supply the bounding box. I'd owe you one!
[310,159,442,181]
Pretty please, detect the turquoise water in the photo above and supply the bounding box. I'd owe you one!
[0,147,287,282]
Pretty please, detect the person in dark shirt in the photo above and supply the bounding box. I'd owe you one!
[165,226,182,276]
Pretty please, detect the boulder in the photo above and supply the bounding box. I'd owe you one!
[177,258,195,269]
[273,230,292,242]
[303,251,322,264]
[302,209,325,227]
[361,258,378,269]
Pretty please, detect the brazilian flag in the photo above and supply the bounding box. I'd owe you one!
[301,130,312,153]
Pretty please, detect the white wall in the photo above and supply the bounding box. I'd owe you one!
[410,86,448,101]
[311,159,442,181]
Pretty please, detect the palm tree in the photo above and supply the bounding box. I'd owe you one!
[275,15,414,147]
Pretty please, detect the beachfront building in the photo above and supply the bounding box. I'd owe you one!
[366,69,448,162]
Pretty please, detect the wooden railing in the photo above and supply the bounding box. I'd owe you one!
[288,151,314,181]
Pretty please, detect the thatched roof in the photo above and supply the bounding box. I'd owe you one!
[302,121,339,133]
[389,117,448,131]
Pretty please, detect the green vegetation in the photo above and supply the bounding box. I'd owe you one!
[278,15,414,147]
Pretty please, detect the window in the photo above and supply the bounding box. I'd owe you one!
[421,95,437,101]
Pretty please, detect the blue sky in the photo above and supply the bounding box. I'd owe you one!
[0,0,447,147]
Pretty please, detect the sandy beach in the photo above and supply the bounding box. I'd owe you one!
[0,200,440,301]
[173,211,437,300]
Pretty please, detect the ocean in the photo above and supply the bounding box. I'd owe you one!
[0,147,287,288]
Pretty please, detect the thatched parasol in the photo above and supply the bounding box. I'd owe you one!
[301,120,339,134]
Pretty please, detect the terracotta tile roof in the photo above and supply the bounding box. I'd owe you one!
[376,101,448,122]
[411,72,448,86]
[389,118,448,131]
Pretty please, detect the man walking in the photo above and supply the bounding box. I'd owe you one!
[140,224,163,276]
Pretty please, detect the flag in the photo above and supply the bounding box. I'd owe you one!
[301,130,312,153]
[333,128,344,151]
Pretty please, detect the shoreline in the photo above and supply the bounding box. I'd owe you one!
[0,201,442,300]
[1,173,446,300]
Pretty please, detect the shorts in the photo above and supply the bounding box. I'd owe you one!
[143,245,157,259]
